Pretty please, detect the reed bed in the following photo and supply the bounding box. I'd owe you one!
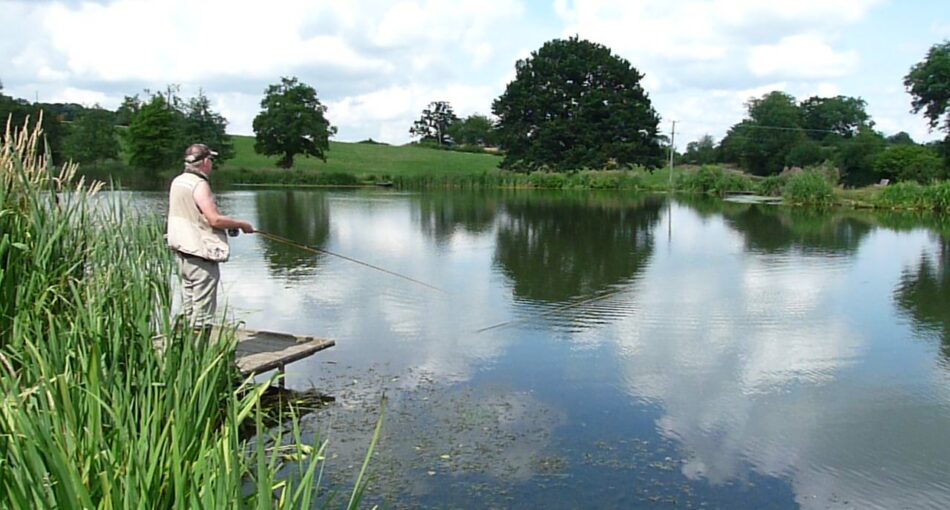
[782,170,836,207]
[874,181,950,212]
[674,165,757,196]
[0,118,375,509]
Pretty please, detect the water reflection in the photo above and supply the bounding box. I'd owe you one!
[494,192,662,303]
[720,204,874,255]
[895,234,950,359]
[254,190,330,278]
[606,201,950,509]
[123,189,950,508]
[413,191,498,245]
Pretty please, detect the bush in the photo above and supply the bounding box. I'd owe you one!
[785,140,829,168]
[216,168,359,186]
[876,181,950,211]
[925,181,950,211]
[758,175,787,196]
[877,181,928,208]
[783,170,836,206]
[677,165,756,195]
[451,144,489,154]
[385,169,646,190]
[313,171,360,185]
[74,160,161,189]
[804,160,841,184]
[529,171,567,188]
[874,144,945,184]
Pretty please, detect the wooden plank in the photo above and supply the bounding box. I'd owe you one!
[152,327,335,375]
[236,340,335,374]
[234,329,335,375]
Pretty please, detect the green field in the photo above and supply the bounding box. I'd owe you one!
[226,135,503,178]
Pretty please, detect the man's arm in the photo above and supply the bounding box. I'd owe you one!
[193,181,254,233]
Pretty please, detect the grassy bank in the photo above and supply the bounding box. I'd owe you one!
[226,135,503,179]
[80,132,950,212]
[0,122,372,508]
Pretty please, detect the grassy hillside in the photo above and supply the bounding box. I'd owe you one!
[226,135,502,178]
[81,132,685,191]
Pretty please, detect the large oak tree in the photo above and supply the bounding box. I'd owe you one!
[409,101,458,146]
[905,40,950,134]
[737,91,805,175]
[800,95,871,139]
[492,37,662,171]
[253,77,336,169]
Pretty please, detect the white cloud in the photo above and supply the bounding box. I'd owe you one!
[52,87,111,106]
[5,0,526,143]
[549,0,888,146]
[598,209,950,508]
[712,0,882,27]
[209,92,259,137]
[553,0,879,65]
[326,83,496,142]
[812,82,842,98]
[748,35,858,79]
[1,0,941,145]
[40,0,392,83]
[371,0,518,49]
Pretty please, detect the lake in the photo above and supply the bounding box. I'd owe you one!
[137,188,950,508]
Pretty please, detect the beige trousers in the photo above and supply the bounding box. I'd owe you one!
[176,252,219,328]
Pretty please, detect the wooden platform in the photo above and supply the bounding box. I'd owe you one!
[234,329,335,375]
[152,327,334,376]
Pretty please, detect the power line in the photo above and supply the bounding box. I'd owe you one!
[658,120,853,141]
[729,124,844,134]
[660,123,846,136]
[668,119,676,188]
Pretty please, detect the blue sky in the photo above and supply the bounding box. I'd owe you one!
[1,0,947,147]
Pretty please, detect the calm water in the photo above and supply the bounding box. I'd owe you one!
[138,188,950,508]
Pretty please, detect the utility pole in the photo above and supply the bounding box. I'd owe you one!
[667,120,676,189]
[666,120,676,240]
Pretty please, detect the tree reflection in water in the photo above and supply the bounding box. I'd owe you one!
[895,235,950,360]
[413,190,499,246]
[254,190,330,279]
[493,192,662,304]
[720,204,873,256]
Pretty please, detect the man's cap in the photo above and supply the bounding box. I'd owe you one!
[184,143,218,163]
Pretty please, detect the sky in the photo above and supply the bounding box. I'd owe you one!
[1,0,948,147]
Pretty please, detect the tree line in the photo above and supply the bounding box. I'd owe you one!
[1,37,947,186]
[0,77,335,175]
[681,87,948,186]
[409,37,664,172]
[410,38,948,184]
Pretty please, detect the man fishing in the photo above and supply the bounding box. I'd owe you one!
[167,143,254,330]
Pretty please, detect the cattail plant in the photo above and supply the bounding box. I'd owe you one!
[0,116,378,509]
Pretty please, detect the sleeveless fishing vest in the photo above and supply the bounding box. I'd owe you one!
[166,172,230,262]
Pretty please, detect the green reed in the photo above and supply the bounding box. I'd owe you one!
[675,165,757,196]
[0,117,378,509]
[386,169,650,190]
[782,170,836,207]
[875,181,950,212]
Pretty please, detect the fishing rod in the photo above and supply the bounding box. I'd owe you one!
[254,230,445,293]
[474,288,627,333]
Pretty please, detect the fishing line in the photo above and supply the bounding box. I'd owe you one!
[474,287,627,333]
[255,230,445,293]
